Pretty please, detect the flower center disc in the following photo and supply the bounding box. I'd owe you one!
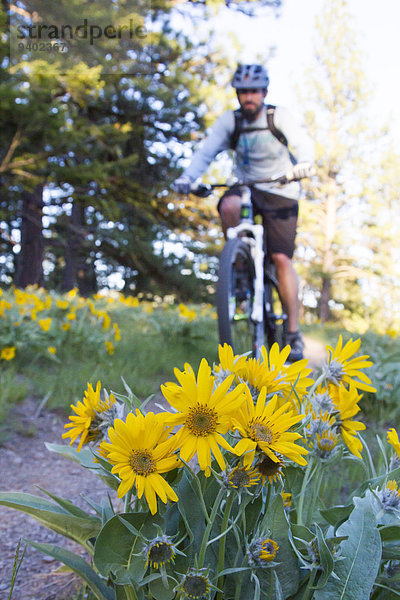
[324,359,345,383]
[129,449,156,475]
[183,575,209,598]
[148,542,174,566]
[186,404,218,437]
[250,421,274,443]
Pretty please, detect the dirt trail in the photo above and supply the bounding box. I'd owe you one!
[303,334,326,369]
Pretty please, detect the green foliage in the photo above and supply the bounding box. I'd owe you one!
[3,333,400,599]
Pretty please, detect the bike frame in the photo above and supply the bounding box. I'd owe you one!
[225,186,265,326]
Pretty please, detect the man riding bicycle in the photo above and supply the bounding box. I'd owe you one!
[173,64,314,361]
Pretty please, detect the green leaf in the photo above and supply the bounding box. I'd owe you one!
[320,504,354,528]
[37,487,98,520]
[94,512,163,585]
[244,494,264,534]
[313,524,335,590]
[380,525,400,542]
[45,442,98,467]
[260,494,299,598]
[314,504,381,599]
[149,577,175,600]
[291,523,315,545]
[25,540,114,600]
[0,492,100,546]
[175,471,206,558]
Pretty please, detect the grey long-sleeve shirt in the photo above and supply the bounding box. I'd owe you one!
[183,105,314,200]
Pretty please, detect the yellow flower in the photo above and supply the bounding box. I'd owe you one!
[105,340,114,355]
[38,317,51,331]
[101,411,180,513]
[31,309,37,321]
[66,312,76,321]
[259,538,279,562]
[331,385,365,458]
[254,454,285,484]
[281,492,292,507]
[47,346,57,355]
[386,328,397,339]
[1,346,16,361]
[232,386,308,467]
[236,344,313,404]
[144,535,177,569]
[178,303,196,321]
[62,381,116,451]
[33,298,45,312]
[226,465,261,489]
[113,323,121,341]
[387,480,400,494]
[388,428,400,458]
[67,287,78,298]
[324,335,376,393]
[260,344,314,402]
[56,299,69,309]
[99,311,111,330]
[248,537,279,565]
[215,343,248,379]
[61,322,71,331]
[161,358,246,476]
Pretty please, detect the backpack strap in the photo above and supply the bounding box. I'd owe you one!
[230,105,288,150]
[229,109,243,150]
[266,104,288,146]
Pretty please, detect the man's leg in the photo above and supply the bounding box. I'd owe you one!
[271,251,304,360]
[219,194,242,238]
[271,252,299,332]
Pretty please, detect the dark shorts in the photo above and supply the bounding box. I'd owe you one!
[218,185,299,258]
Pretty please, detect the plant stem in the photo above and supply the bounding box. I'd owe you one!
[308,372,326,396]
[216,491,235,599]
[301,568,317,600]
[124,489,133,513]
[198,487,225,569]
[181,461,210,523]
[307,463,323,524]
[297,458,314,526]
[234,557,248,600]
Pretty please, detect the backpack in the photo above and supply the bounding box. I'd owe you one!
[229,104,288,150]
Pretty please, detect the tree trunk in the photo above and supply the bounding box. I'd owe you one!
[319,275,332,322]
[319,191,336,322]
[14,185,44,288]
[62,201,96,295]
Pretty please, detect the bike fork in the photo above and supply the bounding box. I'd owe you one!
[251,224,265,358]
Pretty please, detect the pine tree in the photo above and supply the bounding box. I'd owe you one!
[297,0,374,324]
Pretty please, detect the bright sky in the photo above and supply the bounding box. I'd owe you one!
[217,0,400,140]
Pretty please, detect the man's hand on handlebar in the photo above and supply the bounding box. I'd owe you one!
[171,175,192,195]
[285,162,315,182]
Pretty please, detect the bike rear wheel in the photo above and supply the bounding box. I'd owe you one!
[216,238,264,357]
[264,265,288,351]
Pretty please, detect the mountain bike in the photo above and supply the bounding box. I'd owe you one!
[192,176,292,359]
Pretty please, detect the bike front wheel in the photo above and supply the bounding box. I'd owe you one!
[264,265,288,351]
[216,238,264,357]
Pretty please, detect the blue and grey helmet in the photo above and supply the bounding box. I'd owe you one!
[232,64,270,90]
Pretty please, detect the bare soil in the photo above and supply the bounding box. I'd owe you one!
[0,335,326,600]
[0,399,108,600]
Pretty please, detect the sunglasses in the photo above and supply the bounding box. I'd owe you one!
[237,88,265,94]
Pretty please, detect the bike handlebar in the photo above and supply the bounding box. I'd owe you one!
[190,175,294,198]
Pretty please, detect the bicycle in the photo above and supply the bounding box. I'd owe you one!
[192,176,295,359]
